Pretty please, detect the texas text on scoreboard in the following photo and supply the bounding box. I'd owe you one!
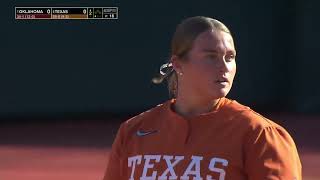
[15,7,118,19]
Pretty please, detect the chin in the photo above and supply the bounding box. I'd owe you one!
[211,88,230,99]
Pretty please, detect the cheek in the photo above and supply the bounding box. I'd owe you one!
[184,60,204,74]
[194,63,216,79]
[183,64,211,84]
[228,62,237,77]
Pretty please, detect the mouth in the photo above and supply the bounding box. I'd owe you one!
[215,77,229,87]
[216,77,229,84]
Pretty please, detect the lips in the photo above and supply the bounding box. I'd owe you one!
[216,77,229,83]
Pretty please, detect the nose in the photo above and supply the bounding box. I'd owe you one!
[217,56,229,72]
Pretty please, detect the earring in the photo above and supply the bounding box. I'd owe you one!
[179,72,183,76]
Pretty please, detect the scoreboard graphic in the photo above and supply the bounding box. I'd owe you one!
[15,7,118,20]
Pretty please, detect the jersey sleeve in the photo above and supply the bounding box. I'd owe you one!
[102,123,127,180]
[244,125,302,180]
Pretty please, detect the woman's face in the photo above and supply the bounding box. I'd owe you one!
[177,29,237,100]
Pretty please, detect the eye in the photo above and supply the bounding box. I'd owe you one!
[226,54,236,62]
[206,54,218,60]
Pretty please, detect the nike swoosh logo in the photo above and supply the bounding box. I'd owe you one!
[136,130,158,137]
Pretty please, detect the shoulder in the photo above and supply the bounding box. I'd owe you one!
[223,98,284,130]
[225,99,299,155]
[237,110,302,179]
[222,98,292,142]
[119,100,169,134]
[226,100,297,148]
[238,109,283,130]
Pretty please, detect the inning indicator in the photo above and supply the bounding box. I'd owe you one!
[15,7,118,20]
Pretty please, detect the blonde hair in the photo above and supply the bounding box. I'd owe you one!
[152,16,232,98]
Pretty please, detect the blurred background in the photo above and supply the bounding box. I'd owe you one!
[1,0,320,179]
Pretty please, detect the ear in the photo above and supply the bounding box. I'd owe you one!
[170,55,183,74]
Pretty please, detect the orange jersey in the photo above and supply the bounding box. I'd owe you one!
[103,98,302,180]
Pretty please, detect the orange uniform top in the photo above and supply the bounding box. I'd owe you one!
[103,98,302,180]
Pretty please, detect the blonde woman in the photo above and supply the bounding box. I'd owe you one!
[103,16,301,180]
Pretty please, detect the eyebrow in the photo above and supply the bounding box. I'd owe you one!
[202,49,236,55]
[202,49,219,53]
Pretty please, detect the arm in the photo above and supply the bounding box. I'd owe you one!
[244,125,302,180]
[102,123,127,180]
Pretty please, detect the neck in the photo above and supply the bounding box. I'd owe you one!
[173,93,221,119]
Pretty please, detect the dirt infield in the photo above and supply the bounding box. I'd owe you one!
[0,114,319,179]
[0,146,109,180]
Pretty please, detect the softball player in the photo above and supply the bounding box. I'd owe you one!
[103,16,301,180]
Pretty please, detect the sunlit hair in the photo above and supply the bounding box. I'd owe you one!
[152,16,232,98]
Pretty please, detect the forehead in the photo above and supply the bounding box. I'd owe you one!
[192,29,235,53]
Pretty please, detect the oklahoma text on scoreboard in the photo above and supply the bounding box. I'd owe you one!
[15,7,119,20]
